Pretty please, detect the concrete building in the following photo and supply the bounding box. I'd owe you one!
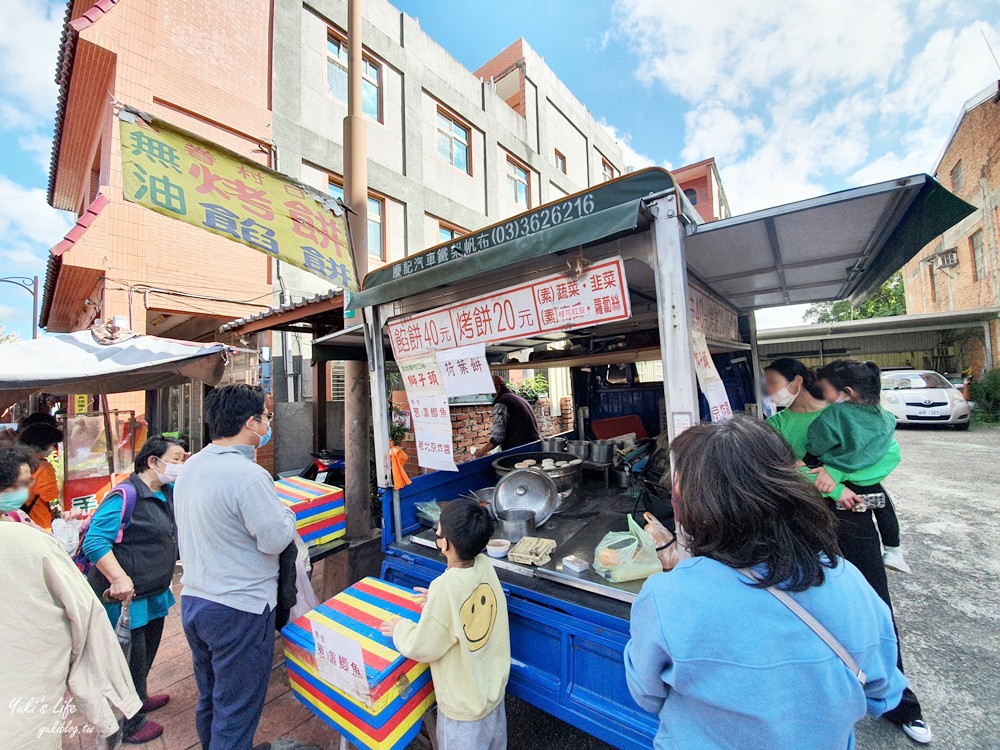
[41,0,275,459]
[267,0,638,469]
[902,81,1000,374]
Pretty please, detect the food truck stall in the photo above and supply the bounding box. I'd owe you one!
[345,168,973,748]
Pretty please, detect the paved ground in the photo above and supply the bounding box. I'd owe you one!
[64,424,998,750]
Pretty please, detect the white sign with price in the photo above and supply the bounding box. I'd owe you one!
[312,620,372,705]
[398,354,459,472]
[691,331,734,423]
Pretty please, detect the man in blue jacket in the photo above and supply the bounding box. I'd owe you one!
[174,384,296,750]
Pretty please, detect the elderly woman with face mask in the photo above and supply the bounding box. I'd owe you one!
[81,434,185,745]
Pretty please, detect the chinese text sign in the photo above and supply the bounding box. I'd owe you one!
[387,257,632,359]
[312,621,372,704]
[119,115,357,291]
[398,355,458,472]
[436,344,493,397]
[691,331,734,423]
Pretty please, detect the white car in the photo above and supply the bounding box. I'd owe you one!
[881,369,972,430]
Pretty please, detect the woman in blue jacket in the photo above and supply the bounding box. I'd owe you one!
[83,435,185,745]
[624,415,905,750]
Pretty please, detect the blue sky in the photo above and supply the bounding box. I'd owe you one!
[1,0,998,339]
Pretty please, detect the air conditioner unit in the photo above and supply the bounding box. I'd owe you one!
[936,249,959,269]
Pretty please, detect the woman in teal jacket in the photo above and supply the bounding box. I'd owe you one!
[82,435,184,745]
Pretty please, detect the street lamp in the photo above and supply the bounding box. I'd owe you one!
[0,276,40,339]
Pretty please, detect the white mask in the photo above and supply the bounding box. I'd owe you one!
[770,382,799,408]
[155,459,183,485]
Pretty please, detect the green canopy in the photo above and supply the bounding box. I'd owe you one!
[348,169,675,310]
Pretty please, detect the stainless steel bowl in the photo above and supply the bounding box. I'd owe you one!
[495,508,535,543]
[493,468,559,526]
[589,440,616,464]
[492,456,580,516]
[540,437,567,453]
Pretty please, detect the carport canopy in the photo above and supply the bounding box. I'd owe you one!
[348,168,974,315]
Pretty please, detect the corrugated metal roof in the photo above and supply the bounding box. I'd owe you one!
[218,290,343,334]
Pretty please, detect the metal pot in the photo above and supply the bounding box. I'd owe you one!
[495,508,535,543]
[492,452,583,512]
[566,440,590,459]
[589,440,616,464]
[614,469,631,489]
[540,437,567,453]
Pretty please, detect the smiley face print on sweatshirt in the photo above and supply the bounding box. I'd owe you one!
[460,583,498,652]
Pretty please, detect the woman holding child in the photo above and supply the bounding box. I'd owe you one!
[763,358,930,744]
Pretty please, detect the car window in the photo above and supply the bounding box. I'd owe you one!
[881,372,951,389]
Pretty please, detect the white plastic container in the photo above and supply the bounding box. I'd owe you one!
[487,539,512,558]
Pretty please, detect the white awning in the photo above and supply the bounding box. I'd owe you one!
[683,174,972,311]
[0,330,229,406]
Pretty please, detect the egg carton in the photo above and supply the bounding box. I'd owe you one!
[506,536,558,566]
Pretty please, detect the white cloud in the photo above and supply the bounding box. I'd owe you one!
[0,0,64,128]
[18,133,53,172]
[0,176,73,285]
[614,1,1000,216]
[598,120,668,171]
[755,304,810,330]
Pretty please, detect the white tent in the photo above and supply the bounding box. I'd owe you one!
[0,330,229,407]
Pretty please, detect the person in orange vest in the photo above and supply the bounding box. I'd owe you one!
[17,422,64,529]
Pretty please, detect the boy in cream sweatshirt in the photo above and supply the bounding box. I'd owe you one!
[380,498,510,749]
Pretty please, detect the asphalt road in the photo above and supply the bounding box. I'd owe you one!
[496,424,1000,750]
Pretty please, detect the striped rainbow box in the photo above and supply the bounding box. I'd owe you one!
[281,577,435,750]
[274,477,346,546]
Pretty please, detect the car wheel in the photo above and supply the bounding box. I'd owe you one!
[955,422,970,431]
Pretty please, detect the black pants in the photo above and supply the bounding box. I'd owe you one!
[124,616,166,735]
[833,488,922,724]
[872,493,901,548]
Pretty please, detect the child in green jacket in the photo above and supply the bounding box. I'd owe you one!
[805,359,910,574]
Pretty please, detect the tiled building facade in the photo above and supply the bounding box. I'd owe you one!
[42,0,276,459]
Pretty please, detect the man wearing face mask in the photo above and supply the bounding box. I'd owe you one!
[82,434,186,744]
[173,383,296,750]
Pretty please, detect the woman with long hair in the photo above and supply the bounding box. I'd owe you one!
[624,415,904,749]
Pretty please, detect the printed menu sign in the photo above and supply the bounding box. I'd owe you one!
[397,355,458,472]
[691,331,734,423]
[436,343,493,397]
[387,257,632,359]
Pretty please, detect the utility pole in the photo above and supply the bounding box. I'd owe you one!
[343,0,372,538]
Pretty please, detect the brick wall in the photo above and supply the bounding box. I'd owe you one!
[903,94,1000,318]
[393,393,574,477]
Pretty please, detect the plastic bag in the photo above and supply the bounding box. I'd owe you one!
[51,517,82,555]
[288,536,319,622]
[415,501,442,527]
[592,515,663,583]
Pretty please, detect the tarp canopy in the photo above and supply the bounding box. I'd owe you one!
[0,330,229,406]
[348,168,974,313]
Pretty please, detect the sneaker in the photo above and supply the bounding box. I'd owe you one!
[141,694,170,712]
[901,718,933,744]
[883,548,912,574]
[124,719,164,744]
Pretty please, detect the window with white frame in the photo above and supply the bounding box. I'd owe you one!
[327,34,381,122]
[554,149,567,174]
[329,180,385,259]
[601,158,617,182]
[436,110,470,173]
[507,157,530,208]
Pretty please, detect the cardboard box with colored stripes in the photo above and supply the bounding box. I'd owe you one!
[281,577,435,750]
[274,477,346,546]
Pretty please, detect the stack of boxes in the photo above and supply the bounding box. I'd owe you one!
[282,577,436,750]
[274,477,346,546]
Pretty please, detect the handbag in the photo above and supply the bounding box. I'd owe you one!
[739,568,867,686]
